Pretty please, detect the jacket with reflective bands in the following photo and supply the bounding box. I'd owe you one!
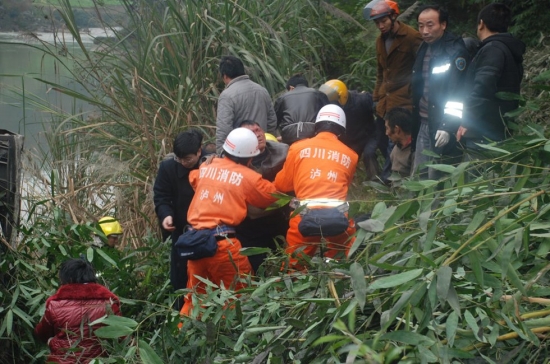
[274,132,358,200]
[411,31,470,149]
[187,157,277,229]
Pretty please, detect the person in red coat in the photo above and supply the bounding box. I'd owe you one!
[34,258,121,363]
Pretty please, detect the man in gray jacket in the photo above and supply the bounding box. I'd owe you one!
[215,55,278,153]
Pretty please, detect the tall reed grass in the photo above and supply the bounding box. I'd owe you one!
[20,0,352,247]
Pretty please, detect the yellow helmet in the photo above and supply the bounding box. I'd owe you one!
[319,79,349,106]
[98,216,123,237]
[264,133,278,142]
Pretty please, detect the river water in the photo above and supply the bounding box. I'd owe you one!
[0,29,120,228]
[0,29,117,153]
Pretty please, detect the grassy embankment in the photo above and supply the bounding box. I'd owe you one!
[34,0,122,6]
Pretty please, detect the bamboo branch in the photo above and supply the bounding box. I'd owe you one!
[461,327,550,352]
[327,279,341,308]
[443,190,545,266]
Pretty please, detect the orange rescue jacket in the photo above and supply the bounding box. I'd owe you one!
[187,157,277,230]
[274,132,358,201]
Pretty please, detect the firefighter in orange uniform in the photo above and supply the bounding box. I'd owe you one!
[180,128,277,316]
[274,104,358,267]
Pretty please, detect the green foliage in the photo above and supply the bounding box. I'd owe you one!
[5,0,550,363]
[34,0,123,6]
[508,0,550,47]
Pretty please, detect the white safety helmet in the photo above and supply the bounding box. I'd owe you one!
[315,104,346,129]
[223,128,260,157]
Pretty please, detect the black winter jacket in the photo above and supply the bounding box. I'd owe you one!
[411,31,469,154]
[462,33,525,141]
[340,90,375,155]
[274,85,328,144]
[153,157,196,243]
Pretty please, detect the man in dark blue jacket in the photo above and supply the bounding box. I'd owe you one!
[153,130,207,310]
[411,5,469,179]
[457,3,525,148]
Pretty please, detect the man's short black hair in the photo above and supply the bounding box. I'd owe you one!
[173,129,203,158]
[237,120,261,128]
[314,120,345,138]
[385,107,412,135]
[59,258,97,285]
[286,74,309,90]
[219,55,245,79]
[477,3,511,33]
[417,4,449,27]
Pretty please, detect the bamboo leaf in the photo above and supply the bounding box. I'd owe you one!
[468,251,484,287]
[436,266,452,302]
[382,289,415,331]
[465,310,483,342]
[87,247,94,263]
[240,247,271,256]
[245,326,287,334]
[95,325,134,339]
[385,200,413,227]
[138,339,164,364]
[429,164,456,173]
[12,306,33,328]
[442,199,457,216]
[403,180,439,191]
[446,311,459,347]
[371,202,387,219]
[487,324,499,347]
[464,212,486,235]
[356,219,384,232]
[418,211,431,232]
[446,284,461,317]
[91,315,139,329]
[251,277,282,299]
[500,314,529,341]
[312,334,346,346]
[380,331,435,346]
[474,143,510,154]
[368,269,423,291]
[95,248,118,268]
[6,310,13,336]
[285,318,306,330]
[495,91,523,101]
[349,262,367,310]
[418,345,438,362]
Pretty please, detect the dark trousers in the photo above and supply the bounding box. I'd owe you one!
[170,242,188,311]
[363,117,390,182]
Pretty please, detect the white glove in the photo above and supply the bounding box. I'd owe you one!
[434,130,450,148]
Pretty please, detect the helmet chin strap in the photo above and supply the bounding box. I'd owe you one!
[382,14,398,39]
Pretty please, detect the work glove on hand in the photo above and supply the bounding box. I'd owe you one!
[434,130,450,148]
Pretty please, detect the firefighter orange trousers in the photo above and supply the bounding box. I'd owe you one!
[285,213,355,268]
[180,237,252,317]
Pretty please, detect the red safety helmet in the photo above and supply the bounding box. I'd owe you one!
[363,0,400,21]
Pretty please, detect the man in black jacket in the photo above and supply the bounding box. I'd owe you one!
[411,5,469,180]
[457,3,525,148]
[274,74,328,145]
[319,80,377,180]
[153,130,206,310]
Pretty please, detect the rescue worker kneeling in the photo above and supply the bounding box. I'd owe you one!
[274,104,359,268]
[179,128,277,316]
